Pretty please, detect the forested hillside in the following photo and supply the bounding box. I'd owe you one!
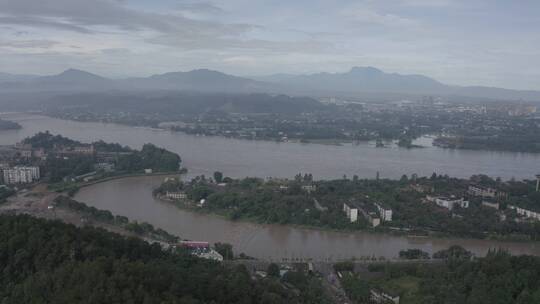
[0,215,318,304]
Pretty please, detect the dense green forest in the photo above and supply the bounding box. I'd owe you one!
[341,248,540,303]
[115,143,181,173]
[0,214,326,304]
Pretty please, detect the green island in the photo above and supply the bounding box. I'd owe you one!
[0,118,21,130]
[0,131,185,195]
[155,172,540,240]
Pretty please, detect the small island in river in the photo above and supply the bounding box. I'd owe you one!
[0,118,21,130]
[155,171,540,241]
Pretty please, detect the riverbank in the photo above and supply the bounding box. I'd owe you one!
[0,182,180,248]
[154,174,540,244]
[156,192,538,244]
[75,175,540,260]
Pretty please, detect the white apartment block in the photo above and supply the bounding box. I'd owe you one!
[166,191,187,200]
[468,185,506,198]
[433,197,469,211]
[2,166,40,184]
[374,202,393,221]
[508,205,540,221]
[343,203,358,222]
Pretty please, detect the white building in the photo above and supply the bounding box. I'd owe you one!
[301,184,317,193]
[468,185,506,198]
[374,202,393,221]
[370,288,400,304]
[343,203,358,222]
[508,205,540,221]
[428,196,469,211]
[482,201,500,210]
[2,166,40,184]
[166,191,187,200]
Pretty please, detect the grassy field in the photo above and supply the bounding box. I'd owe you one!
[379,275,423,304]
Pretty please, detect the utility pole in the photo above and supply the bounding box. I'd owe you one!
[536,175,540,192]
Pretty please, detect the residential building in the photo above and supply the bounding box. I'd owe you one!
[468,184,507,199]
[178,241,223,262]
[20,150,32,158]
[360,208,381,227]
[508,205,540,221]
[344,201,382,227]
[409,183,433,193]
[94,162,115,172]
[343,202,358,222]
[166,191,187,200]
[374,202,392,221]
[301,184,317,193]
[427,195,469,210]
[370,288,400,304]
[482,200,500,210]
[32,148,46,159]
[2,166,40,184]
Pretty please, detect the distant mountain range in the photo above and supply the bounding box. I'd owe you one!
[254,67,540,101]
[0,72,37,82]
[1,67,539,102]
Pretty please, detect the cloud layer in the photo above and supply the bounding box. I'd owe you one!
[0,0,539,90]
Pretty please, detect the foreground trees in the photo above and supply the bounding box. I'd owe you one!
[341,248,540,304]
[0,214,319,304]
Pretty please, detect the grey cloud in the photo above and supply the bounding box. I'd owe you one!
[0,16,93,33]
[0,0,331,55]
[0,39,58,48]
[174,2,225,14]
[148,32,329,53]
[0,0,248,34]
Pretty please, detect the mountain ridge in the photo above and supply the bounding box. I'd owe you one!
[1,67,539,101]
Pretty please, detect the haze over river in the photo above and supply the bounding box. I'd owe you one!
[2,113,540,260]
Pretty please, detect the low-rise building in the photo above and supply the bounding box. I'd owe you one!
[178,241,223,262]
[468,184,507,199]
[370,288,400,304]
[482,200,500,210]
[427,195,469,210]
[166,191,187,200]
[94,162,115,172]
[20,150,32,158]
[32,148,47,159]
[508,205,540,221]
[344,201,382,227]
[409,183,433,193]
[360,208,381,227]
[301,184,317,193]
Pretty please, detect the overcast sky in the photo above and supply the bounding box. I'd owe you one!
[0,0,539,90]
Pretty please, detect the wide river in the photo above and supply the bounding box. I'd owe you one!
[2,113,540,260]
